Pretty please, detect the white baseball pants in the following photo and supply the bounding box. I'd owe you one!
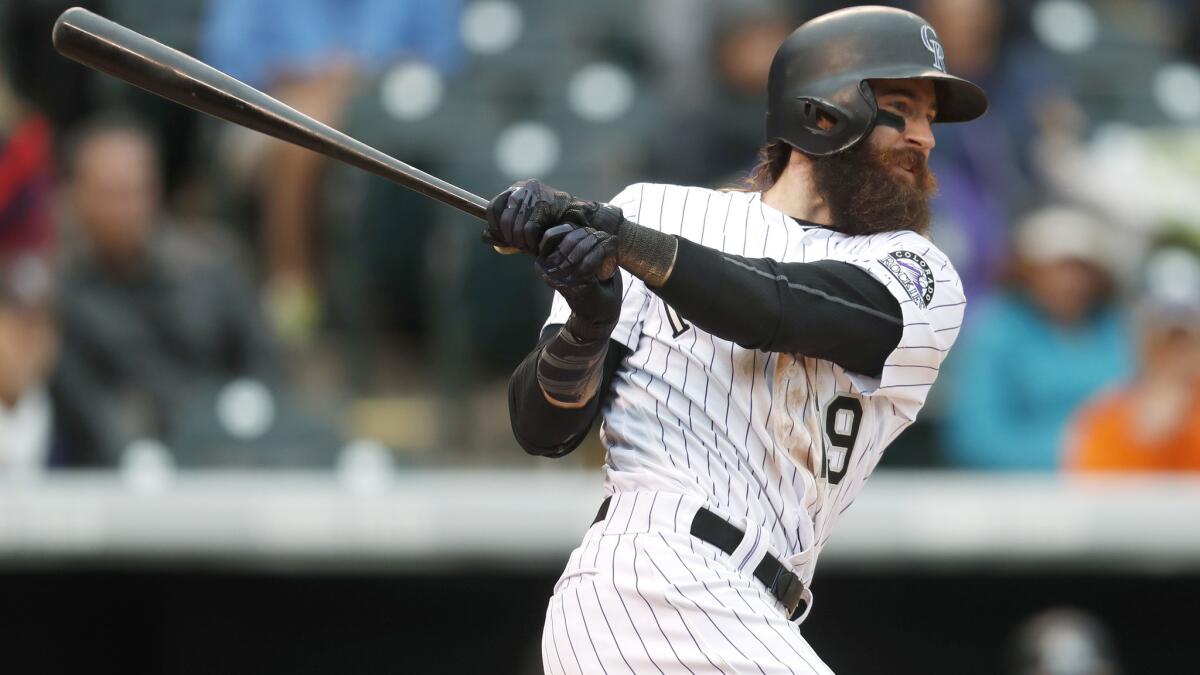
[542,491,833,674]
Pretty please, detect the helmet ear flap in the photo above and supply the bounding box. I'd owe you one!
[768,77,877,155]
[795,98,847,136]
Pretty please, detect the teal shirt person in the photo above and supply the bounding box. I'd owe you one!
[944,293,1132,470]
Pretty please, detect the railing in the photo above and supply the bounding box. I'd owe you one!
[1,469,1197,573]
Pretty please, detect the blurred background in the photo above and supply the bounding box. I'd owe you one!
[1,0,1198,673]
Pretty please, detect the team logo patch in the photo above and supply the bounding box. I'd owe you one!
[921,25,946,72]
[880,250,936,308]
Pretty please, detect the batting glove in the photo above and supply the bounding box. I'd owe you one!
[483,179,623,254]
[536,226,623,342]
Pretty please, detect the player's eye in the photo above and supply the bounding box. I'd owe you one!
[884,100,910,115]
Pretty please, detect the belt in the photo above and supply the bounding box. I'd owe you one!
[592,496,807,621]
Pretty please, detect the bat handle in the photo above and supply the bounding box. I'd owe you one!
[494,245,520,255]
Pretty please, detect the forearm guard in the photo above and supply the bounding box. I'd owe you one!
[509,329,629,457]
[536,325,611,406]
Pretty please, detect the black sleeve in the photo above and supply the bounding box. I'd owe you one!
[508,325,630,457]
[654,237,904,377]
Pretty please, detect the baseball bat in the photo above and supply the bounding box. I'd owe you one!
[51,7,519,255]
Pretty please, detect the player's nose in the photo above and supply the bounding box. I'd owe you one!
[904,116,936,156]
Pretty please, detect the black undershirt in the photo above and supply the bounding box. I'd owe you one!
[509,237,904,457]
[509,327,629,457]
[656,237,903,375]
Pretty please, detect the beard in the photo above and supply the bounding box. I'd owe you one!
[809,140,937,236]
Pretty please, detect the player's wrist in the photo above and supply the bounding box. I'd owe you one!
[616,219,678,288]
[542,264,622,342]
[564,313,617,344]
[583,202,625,236]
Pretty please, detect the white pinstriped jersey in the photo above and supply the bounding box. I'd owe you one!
[544,183,965,588]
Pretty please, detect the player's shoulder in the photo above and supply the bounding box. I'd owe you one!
[861,230,958,284]
[856,229,951,260]
[826,229,963,310]
[824,230,952,269]
[608,182,726,213]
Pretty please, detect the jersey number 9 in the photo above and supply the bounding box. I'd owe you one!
[823,396,863,485]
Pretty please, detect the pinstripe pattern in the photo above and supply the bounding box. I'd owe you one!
[546,492,833,674]
[542,184,965,673]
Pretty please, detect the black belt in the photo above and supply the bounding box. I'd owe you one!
[592,496,807,621]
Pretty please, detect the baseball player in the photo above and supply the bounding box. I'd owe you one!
[486,7,987,673]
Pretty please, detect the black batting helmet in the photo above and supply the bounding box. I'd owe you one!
[765,5,989,156]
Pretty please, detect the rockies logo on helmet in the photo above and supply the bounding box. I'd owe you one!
[920,24,946,72]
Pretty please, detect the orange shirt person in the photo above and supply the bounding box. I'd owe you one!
[1068,390,1200,471]
[1067,247,1200,472]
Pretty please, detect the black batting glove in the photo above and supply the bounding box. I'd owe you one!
[537,229,623,343]
[538,224,619,285]
[484,179,624,254]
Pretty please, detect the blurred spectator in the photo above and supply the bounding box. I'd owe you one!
[199,0,464,346]
[943,206,1133,470]
[0,253,99,469]
[1026,1,1200,233]
[1066,244,1200,471]
[646,6,794,186]
[1007,607,1120,675]
[0,255,63,470]
[0,65,55,259]
[54,115,282,464]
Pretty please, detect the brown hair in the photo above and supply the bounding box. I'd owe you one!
[735,140,792,192]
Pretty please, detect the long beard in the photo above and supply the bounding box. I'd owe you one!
[809,141,937,236]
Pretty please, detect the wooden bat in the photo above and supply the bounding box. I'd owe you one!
[51,7,519,255]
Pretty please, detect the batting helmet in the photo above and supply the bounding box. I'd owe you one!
[765,6,989,156]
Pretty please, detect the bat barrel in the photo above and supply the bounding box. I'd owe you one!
[52,7,489,220]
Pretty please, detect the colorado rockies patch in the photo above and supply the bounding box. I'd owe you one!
[879,250,936,308]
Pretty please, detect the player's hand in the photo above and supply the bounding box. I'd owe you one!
[483,179,623,254]
[537,226,623,342]
[538,224,619,284]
